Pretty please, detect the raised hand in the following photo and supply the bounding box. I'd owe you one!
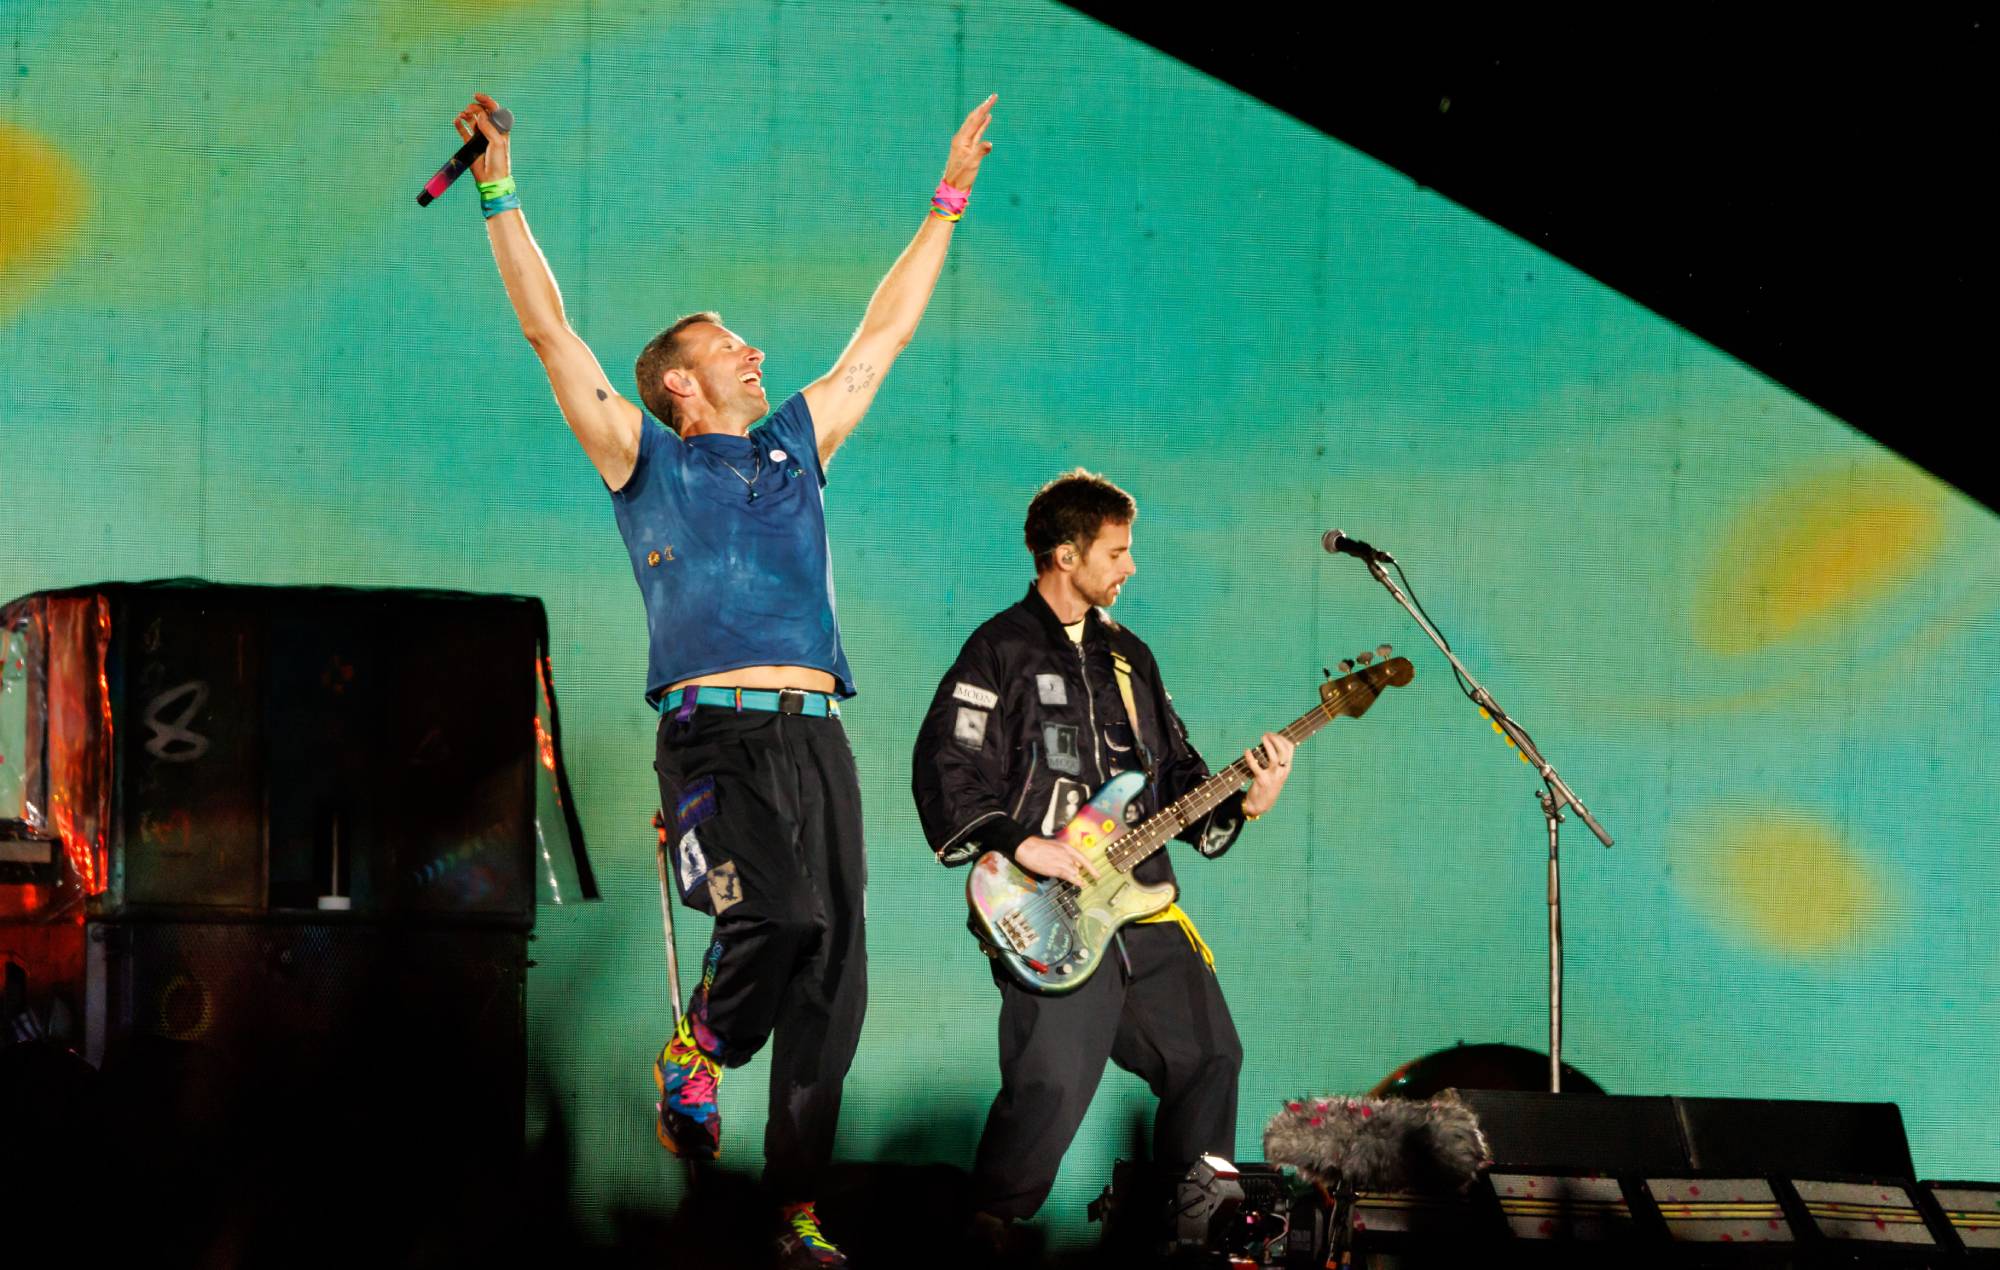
[942,93,997,192]
[453,92,510,184]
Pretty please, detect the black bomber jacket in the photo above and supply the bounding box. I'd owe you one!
[910,585,1245,890]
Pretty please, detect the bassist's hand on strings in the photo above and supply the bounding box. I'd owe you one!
[1242,731,1296,819]
[1014,837,1097,887]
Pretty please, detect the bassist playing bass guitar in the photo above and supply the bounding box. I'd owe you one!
[911,469,1298,1243]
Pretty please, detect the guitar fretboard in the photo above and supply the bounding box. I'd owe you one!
[1103,673,1376,874]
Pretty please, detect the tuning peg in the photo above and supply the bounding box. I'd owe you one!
[1321,667,1333,681]
[1337,659,1355,674]
[1376,644,1393,659]
[1356,650,1375,666]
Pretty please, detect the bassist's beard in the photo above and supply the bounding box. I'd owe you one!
[1078,575,1125,609]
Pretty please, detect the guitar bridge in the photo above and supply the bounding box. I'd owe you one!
[996,911,1037,955]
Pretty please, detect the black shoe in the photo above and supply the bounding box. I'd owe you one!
[965,1211,1035,1267]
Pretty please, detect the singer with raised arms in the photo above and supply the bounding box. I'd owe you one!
[453,89,996,1269]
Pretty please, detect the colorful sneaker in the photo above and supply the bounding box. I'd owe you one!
[652,1013,722,1159]
[776,1200,848,1268]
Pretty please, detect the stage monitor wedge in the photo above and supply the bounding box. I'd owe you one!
[1676,1096,1915,1180]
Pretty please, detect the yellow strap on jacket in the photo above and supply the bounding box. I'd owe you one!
[1135,901,1215,970]
[1110,651,1212,969]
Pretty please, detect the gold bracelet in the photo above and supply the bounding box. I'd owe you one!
[1243,805,1263,822]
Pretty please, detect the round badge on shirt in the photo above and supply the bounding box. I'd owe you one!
[770,449,788,463]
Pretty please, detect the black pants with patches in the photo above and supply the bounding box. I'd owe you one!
[971,922,1244,1220]
[655,706,867,1199]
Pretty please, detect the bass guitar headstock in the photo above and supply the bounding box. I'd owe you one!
[1320,645,1416,720]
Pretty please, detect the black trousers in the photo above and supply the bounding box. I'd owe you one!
[971,922,1244,1220]
[655,706,867,1199]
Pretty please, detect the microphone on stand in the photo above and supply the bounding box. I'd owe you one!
[1321,529,1395,564]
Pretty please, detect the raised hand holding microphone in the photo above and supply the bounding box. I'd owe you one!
[416,92,514,206]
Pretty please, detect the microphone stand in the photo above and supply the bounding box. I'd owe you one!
[653,812,686,1028]
[1361,556,1613,1093]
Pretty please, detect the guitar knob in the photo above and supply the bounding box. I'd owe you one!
[1356,651,1375,666]
[1377,644,1393,659]
[1338,659,1354,674]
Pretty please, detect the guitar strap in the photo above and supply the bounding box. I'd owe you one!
[1108,645,1215,970]
[1108,647,1154,777]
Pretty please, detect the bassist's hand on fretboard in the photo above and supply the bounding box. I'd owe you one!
[1242,730,1297,819]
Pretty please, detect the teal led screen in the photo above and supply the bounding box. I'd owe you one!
[3,1,1995,1248]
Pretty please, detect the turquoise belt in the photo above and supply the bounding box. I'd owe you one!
[659,685,841,718]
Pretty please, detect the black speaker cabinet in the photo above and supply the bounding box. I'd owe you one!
[1457,1089,1691,1175]
[3,582,551,922]
[1336,1091,1936,1267]
[1676,1096,1915,1179]
[84,916,528,1258]
[1454,1090,1917,1183]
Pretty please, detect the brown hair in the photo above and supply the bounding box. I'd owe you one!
[634,311,721,430]
[1024,468,1138,573]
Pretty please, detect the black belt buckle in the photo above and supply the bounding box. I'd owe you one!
[778,689,806,715]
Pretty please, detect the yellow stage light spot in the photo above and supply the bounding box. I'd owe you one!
[0,122,87,317]
[1677,811,1892,956]
[1695,461,1947,654]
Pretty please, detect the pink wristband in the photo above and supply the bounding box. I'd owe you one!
[932,179,969,215]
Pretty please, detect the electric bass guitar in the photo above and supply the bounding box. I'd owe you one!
[966,653,1415,992]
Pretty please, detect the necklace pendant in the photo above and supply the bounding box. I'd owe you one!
[748,489,759,502]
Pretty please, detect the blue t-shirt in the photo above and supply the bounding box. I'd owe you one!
[610,392,855,704]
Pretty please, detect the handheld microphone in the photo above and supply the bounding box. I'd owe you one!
[416,106,514,207]
[1321,529,1395,564]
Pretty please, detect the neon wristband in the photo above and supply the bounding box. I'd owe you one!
[481,192,521,219]
[932,178,969,215]
[475,175,517,201]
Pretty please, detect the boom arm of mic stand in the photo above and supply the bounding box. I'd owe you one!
[1359,554,1611,1095]
[1363,559,1613,847]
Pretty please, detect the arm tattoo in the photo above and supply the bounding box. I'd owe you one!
[842,362,878,395]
